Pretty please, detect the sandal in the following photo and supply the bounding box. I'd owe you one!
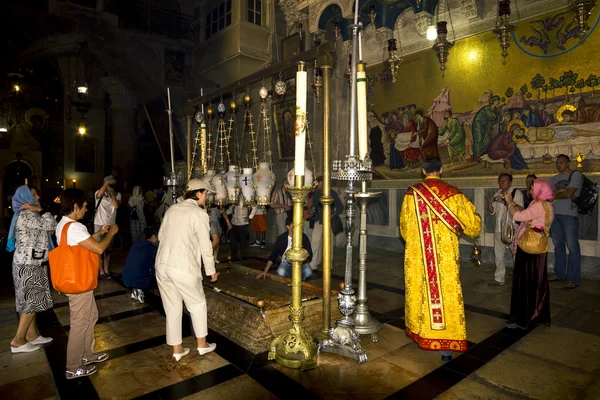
[548,276,565,282]
[564,282,579,290]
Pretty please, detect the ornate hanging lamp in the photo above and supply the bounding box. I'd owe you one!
[493,0,516,62]
[225,93,239,204]
[275,72,287,96]
[386,38,402,84]
[568,0,597,38]
[312,60,323,103]
[253,81,276,206]
[432,21,454,75]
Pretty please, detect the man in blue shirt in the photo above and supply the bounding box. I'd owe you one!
[123,226,159,303]
[307,176,344,271]
[549,154,583,289]
[256,216,313,281]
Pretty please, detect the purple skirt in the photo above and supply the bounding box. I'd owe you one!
[510,247,551,328]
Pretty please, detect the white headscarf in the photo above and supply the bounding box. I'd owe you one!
[128,186,146,224]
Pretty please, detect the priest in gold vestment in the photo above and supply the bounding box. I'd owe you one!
[400,158,481,360]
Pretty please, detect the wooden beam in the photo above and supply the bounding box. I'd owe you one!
[187,42,336,107]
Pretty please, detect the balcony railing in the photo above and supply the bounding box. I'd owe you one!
[104,0,195,42]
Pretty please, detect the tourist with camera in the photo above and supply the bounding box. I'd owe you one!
[94,175,121,278]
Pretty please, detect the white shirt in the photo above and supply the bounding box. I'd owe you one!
[227,203,257,226]
[281,235,292,264]
[489,188,524,233]
[94,190,121,225]
[254,206,266,216]
[56,216,91,246]
[155,199,215,279]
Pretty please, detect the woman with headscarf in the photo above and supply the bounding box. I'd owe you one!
[7,185,57,353]
[128,186,146,241]
[504,178,554,330]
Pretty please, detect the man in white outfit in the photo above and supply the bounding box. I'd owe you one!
[155,179,219,361]
[487,173,524,286]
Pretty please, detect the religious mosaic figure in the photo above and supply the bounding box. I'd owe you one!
[414,109,440,161]
[521,106,543,127]
[386,110,404,169]
[400,158,481,361]
[487,121,529,170]
[438,110,466,164]
[471,96,500,160]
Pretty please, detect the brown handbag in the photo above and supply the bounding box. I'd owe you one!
[517,202,550,254]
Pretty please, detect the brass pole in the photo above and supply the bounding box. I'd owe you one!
[321,65,333,332]
[268,175,318,370]
[185,105,195,180]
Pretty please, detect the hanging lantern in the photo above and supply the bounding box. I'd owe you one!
[432,21,454,75]
[275,72,287,96]
[206,104,214,119]
[238,167,255,205]
[568,0,597,38]
[312,61,323,103]
[253,162,276,205]
[225,165,240,203]
[229,99,237,113]
[203,170,216,204]
[493,0,516,62]
[217,100,226,117]
[211,171,228,206]
[259,86,268,99]
[386,39,402,84]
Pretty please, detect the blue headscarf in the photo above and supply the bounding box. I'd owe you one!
[6,185,54,252]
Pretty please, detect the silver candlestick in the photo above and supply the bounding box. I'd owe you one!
[353,178,382,342]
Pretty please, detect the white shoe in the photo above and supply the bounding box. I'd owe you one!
[198,343,216,356]
[249,241,261,248]
[173,348,190,361]
[29,336,53,345]
[11,342,41,353]
[66,365,97,379]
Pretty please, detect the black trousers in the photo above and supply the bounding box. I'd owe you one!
[230,224,249,258]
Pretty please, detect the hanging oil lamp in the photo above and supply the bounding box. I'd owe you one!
[312,60,323,103]
[493,0,516,62]
[387,38,402,84]
[432,21,454,75]
[275,72,287,96]
[568,0,597,38]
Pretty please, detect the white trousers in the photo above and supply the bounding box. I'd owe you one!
[493,232,509,283]
[275,213,287,236]
[156,267,207,345]
[311,222,333,269]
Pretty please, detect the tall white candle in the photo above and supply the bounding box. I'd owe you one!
[294,62,307,176]
[357,62,368,161]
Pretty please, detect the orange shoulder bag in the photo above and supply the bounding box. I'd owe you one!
[48,222,99,294]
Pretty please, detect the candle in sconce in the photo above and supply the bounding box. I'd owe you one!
[357,62,368,161]
[294,62,307,177]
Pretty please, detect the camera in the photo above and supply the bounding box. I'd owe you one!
[109,183,117,190]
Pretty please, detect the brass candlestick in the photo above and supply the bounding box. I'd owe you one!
[268,175,318,370]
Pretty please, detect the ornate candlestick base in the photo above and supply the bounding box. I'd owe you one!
[353,186,382,342]
[268,179,318,371]
[319,155,371,364]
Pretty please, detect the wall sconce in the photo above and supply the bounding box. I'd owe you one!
[13,85,20,93]
[72,179,77,188]
[576,152,585,167]
[493,0,516,62]
[78,120,87,135]
[568,0,597,38]
[432,21,454,75]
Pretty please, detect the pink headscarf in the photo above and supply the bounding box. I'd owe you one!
[532,178,554,202]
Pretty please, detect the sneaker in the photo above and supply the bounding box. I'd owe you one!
[66,365,97,379]
[82,353,109,365]
[260,242,266,249]
[249,241,261,248]
[11,342,41,353]
[29,336,53,345]
[487,281,505,287]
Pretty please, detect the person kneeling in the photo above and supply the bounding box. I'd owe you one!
[122,226,159,304]
[256,216,312,281]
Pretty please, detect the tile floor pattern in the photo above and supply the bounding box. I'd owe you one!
[0,246,598,399]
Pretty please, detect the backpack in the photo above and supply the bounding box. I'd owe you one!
[568,170,598,215]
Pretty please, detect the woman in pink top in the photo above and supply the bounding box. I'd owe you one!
[504,178,554,329]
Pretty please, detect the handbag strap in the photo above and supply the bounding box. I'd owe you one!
[59,222,73,247]
[542,202,550,233]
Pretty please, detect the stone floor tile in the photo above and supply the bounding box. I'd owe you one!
[437,376,517,399]
[0,373,56,399]
[0,348,50,386]
[93,311,165,352]
[365,289,404,313]
[54,293,147,326]
[182,374,276,400]
[361,324,413,360]
[511,325,600,372]
[474,349,594,399]
[381,342,446,377]
[477,292,511,315]
[464,311,507,343]
[91,337,228,398]
[275,354,420,400]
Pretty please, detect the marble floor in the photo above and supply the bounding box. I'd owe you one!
[0,245,599,399]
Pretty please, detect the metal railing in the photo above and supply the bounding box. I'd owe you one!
[104,0,195,42]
